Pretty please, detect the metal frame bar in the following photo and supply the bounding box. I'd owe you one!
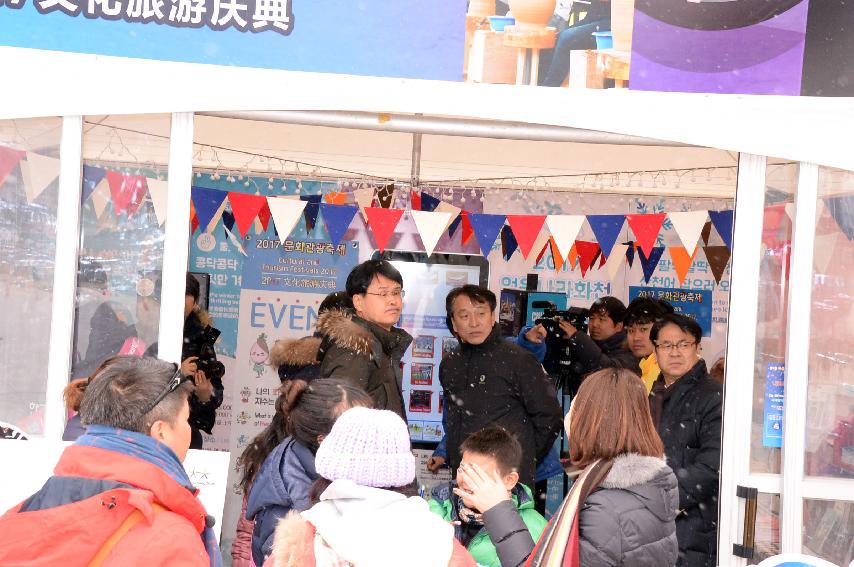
[43,116,84,441]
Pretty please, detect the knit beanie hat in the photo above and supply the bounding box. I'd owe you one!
[315,406,415,488]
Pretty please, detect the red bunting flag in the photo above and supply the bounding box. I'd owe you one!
[365,207,404,252]
[410,190,421,211]
[228,192,268,237]
[461,211,475,246]
[257,200,272,231]
[106,171,146,216]
[507,215,546,259]
[0,146,25,187]
[626,214,666,257]
[190,201,199,234]
[575,241,600,278]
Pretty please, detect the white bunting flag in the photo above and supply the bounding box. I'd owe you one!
[411,210,454,256]
[353,186,375,221]
[668,210,709,255]
[21,152,60,203]
[267,196,307,244]
[146,178,169,226]
[91,178,111,218]
[545,215,585,261]
[605,243,629,281]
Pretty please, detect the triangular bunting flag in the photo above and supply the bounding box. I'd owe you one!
[587,215,626,259]
[206,197,229,233]
[21,152,60,203]
[605,243,628,281]
[224,225,248,257]
[191,210,199,235]
[669,246,698,285]
[300,194,322,233]
[460,211,475,245]
[708,210,734,250]
[448,215,463,238]
[376,183,395,209]
[701,222,713,246]
[567,243,579,270]
[501,224,518,261]
[82,165,106,203]
[575,241,600,278]
[364,207,404,252]
[549,237,564,272]
[813,233,838,274]
[824,195,854,240]
[626,214,666,257]
[91,178,111,219]
[668,211,708,256]
[254,216,264,235]
[126,176,148,218]
[469,213,506,257]
[410,190,421,211]
[106,171,145,216]
[229,192,268,237]
[257,200,272,231]
[535,240,549,265]
[146,178,169,226]
[625,242,636,268]
[192,186,229,230]
[411,210,454,256]
[507,215,546,259]
[598,249,607,268]
[267,196,307,244]
[638,247,665,283]
[703,245,732,284]
[324,191,347,205]
[762,205,787,249]
[353,186,375,221]
[320,204,359,247]
[435,201,461,237]
[222,210,236,236]
[545,215,584,262]
[0,145,25,187]
[420,191,441,212]
[784,202,795,222]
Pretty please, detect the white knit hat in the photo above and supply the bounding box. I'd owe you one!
[315,406,415,488]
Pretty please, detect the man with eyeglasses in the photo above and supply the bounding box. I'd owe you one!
[648,313,722,567]
[624,296,675,392]
[439,284,563,491]
[316,259,412,419]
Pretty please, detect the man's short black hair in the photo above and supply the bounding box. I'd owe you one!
[318,291,353,314]
[589,296,627,324]
[650,313,703,344]
[460,425,522,476]
[445,285,497,330]
[186,273,200,302]
[624,297,674,327]
[345,260,403,296]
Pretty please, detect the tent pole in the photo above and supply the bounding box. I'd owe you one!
[411,131,422,189]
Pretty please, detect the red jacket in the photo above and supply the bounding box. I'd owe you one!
[0,445,210,566]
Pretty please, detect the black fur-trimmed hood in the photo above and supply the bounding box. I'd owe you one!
[315,309,375,357]
[270,336,322,369]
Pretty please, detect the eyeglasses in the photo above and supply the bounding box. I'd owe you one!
[655,341,697,353]
[141,365,192,415]
[365,289,405,299]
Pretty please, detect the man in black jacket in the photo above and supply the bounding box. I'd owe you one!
[440,285,563,490]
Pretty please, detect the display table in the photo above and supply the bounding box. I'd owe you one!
[503,26,557,86]
[595,49,631,88]
[468,29,518,84]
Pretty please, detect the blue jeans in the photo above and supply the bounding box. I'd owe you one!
[540,19,610,87]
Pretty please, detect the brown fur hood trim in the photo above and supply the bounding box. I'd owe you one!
[269,511,311,567]
[315,309,374,357]
[270,336,322,369]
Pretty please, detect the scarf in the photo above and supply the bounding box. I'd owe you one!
[524,459,612,567]
[76,425,223,567]
[648,374,673,428]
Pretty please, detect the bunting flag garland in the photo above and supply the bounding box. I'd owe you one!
[549,237,564,271]
[624,242,635,268]
[320,203,358,247]
[324,191,347,205]
[106,171,147,216]
[353,186,375,220]
[701,221,713,246]
[376,183,395,209]
[228,192,267,237]
[668,246,698,285]
[300,194,322,233]
[82,165,106,204]
[21,151,61,203]
[267,196,307,245]
[668,211,708,256]
[605,243,629,281]
[190,206,199,234]
[91,178,110,219]
[507,214,546,260]
[364,206,404,252]
[587,215,626,260]
[626,213,666,257]
[222,210,236,235]
[534,239,549,265]
[501,224,518,260]
[460,211,475,245]
[784,202,795,223]
[420,191,441,212]
[0,146,25,186]
[146,178,169,226]
[192,186,229,231]
[411,210,454,256]
[824,195,854,240]
[545,214,584,262]
[575,241,600,278]
[469,213,507,257]
[435,201,462,236]
[567,243,579,270]
[708,210,734,250]
[448,214,463,238]
[762,204,787,249]
[257,200,272,231]
[638,246,665,283]
[410,190,421,212]
[703,246,732,284]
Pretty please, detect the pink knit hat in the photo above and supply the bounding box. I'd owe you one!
[315,406,415,488]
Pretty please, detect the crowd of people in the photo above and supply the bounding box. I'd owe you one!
[0,258,723,567]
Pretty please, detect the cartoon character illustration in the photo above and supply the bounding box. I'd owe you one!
[236,411,250,425]
[240,386,251,404]
[250,332,271,378]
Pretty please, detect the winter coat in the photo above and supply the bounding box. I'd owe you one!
[564,330,640,395]
[264,479,476,567]
[429,482,547,567]
[231,494,257,567]
[182,309,225,449]
[316,309,413,420]
[439,324,563,489]
[62,413,86,441]
[0,444,211,566]
[483,453,679,567]
[246,437,318,566]
[270,335,323,383]
[649,360,722,567]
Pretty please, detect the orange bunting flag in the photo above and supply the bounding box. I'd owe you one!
[668,246,698,285]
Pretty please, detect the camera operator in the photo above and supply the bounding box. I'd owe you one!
[519,296,639,396]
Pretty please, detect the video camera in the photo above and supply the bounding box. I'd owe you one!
[532,301,590,339]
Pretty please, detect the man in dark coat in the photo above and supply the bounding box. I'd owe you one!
[440,284,563,490]
[317,260,412,420]
[649,314,722,567]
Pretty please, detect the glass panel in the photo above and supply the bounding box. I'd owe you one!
[805,167,854,479]
[70,115,171,385]
[0,117,62,437]
[754,492,781,562]
[803,499,854,565]
[749,162,797,474]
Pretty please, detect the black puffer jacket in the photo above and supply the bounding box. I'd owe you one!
[439,324,563,489]
[484,454,679,567]
[182,310,225,449]
[560,330,639,395]
[649,360,722,567]
[316,309,412,420]
[270,335,323,383]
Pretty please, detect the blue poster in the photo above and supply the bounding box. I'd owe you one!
[628,286,713,337]
[763,363,785,448]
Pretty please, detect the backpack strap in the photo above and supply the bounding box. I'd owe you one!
[87,502,166,567]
